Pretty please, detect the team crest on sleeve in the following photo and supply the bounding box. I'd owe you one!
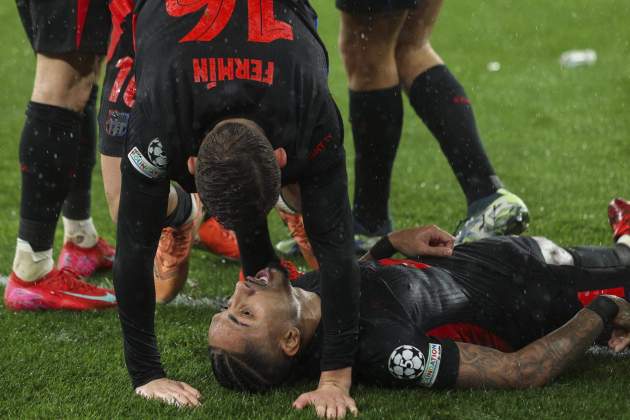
[104,110,130,137]
[388,345,426,380]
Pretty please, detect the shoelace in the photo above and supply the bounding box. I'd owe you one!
[49,268,104,293]
[221,228,237,241]
[95,238,114,255]
[159,226,192,259]
[286,216,309,245]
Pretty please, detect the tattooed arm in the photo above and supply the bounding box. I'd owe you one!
[455,308,604,389]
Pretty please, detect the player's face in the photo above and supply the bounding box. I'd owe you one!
[208,268,296,354]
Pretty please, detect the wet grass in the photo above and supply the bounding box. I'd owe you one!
[1,0,630,418]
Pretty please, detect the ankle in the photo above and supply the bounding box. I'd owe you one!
[63,217,98,248]
[13,239,54,281]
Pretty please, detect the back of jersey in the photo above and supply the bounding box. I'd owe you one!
[132,0,331,180]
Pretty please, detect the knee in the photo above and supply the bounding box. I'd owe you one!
[32,53,101,112]
[339,32,398,89]
[533,237,575,266]
[339,30,377,76]
[395,41,442,87]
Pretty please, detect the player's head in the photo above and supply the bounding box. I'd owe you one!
[195,119,282,231]
[208,265,306,392]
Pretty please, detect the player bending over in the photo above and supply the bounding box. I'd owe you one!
[208,198,630,418]
[115,0,360,412]
[98,0,240,304]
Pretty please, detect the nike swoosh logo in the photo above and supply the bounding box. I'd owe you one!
[62,291,117,303]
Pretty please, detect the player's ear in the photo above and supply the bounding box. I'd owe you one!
[187,157,197,175]
[279,326,301,357]
[274,148,287,169]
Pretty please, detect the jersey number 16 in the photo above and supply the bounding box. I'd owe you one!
[165,0,294,44]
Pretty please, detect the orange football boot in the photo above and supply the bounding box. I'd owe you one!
[153,194,203,303]
[196,217,240,261]
[277,209,318,269]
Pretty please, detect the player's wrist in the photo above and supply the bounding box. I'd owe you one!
[369,235,396,260]
[319,367,352,390]
[586,295,619,325]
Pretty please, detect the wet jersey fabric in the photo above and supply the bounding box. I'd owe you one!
[99,0,136,156]
[293,236,630,389]
[130,0,333,189]
[114,0,360,388]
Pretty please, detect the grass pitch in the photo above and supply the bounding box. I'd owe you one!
[1,1,630,418]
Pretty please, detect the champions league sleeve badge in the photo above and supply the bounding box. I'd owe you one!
[147,138,168,169]
[388,345,426,380]
[388,343,442,387]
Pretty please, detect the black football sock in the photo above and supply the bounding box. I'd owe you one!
[350,86,403,235]
[63,85,98,220]
[408,65,503,205]
[19,102,82,251]
[547,245,630,296]
[566,245,630,269]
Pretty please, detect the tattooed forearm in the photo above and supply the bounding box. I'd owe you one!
[455,309,604,389]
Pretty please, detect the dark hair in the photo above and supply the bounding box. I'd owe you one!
[209,342,296,393]
[196,122,280,231]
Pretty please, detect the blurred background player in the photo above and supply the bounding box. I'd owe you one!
[339,0,528,250]
[4,0,117,311]
[276,0,530,263]
[98,0,240,303]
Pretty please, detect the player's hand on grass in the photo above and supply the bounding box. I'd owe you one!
[293,367,357,418]
[389,225,455,258]
[608,328,630,353]
[135,378,201,407]
[602,295,630,331]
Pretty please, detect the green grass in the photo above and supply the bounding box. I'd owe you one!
[1,0,630,418]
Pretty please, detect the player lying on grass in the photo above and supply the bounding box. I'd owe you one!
[208,198,630,418]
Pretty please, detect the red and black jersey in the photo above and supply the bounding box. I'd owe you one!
[98,0,136,157]
[293,236,630,389]
[130,0,333,188]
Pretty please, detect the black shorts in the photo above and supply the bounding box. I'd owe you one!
[16,0,110,55]
[98,0,135,157]
[428,236,630,348]
[336,0,418,14]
